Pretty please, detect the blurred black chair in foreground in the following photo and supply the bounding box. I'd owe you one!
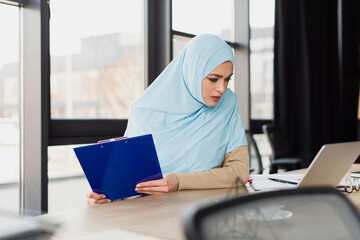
[182,187,360,240]
[245,130,264,174]
[262,124,304,173]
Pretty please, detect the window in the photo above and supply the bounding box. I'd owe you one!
[172,0,276,172]
[249,0,275,120]
[172,0,234,42]
[1,0,274,214]
[48,145,88,213]
[47,0,145,212]
[171,0,236,91]
[0,3,20,213]
[249,0,275,173]
[50,0,144,119]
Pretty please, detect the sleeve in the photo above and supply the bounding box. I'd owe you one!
[225,97,247,153]
[175,145,250,190]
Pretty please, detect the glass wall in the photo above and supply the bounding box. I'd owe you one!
[249,0,275,173]
[249,0,275,120]
[50,0,144,119]
[172,35,190,60]
[172,0,234,42]
[48,145,88,213]
[0,4,20,213]
[172,0,235,90]
[48,0,144,212]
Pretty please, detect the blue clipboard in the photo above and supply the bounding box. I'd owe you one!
[74,134,163,200]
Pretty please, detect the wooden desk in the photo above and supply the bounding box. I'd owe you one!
[39,164,360,240]
[289,164,360,212]
[334,164,360,211]
[39,188,231,240]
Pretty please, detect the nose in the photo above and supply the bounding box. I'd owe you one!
[216,80,227,94]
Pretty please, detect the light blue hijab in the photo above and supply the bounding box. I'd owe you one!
[125,34,246,174]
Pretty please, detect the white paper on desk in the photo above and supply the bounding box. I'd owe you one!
[249,174,304,191]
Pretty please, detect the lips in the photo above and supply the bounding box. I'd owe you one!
[211,96,221,102]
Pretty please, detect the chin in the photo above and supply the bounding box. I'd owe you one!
[205,102,217,107]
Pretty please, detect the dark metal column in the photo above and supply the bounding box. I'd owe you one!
[145,0,171,86]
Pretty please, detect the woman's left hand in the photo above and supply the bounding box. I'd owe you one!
[135,173,179,194]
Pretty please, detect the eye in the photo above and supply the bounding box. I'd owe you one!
[207,78,218,82]
[225,77,232,82]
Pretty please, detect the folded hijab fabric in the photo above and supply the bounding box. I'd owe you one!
[125,34,247,174]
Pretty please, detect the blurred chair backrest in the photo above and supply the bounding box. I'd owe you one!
[262,124,294,160]
[245,130,263,174]
[182,187,360,240]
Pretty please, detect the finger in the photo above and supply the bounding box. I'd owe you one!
[88,198,111,206]
[136,179,166,188]
[136,191,165,195]
[95,198,111,204]
[136,186,170,193]
[88,192,107,200]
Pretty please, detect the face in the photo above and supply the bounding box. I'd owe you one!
[201,61,233,106]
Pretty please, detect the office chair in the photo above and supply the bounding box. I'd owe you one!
[182,187,360,240]
[245,130,264,174]
[262,124,303,173]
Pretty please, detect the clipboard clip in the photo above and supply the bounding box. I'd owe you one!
[97,136,127,143]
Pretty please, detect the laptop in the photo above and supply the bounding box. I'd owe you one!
[74,134,163,200]
[297,141,360,188]
[250,141,360,190]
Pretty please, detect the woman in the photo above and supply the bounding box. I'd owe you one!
[88,34,249,205]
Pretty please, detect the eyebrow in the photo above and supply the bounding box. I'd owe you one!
[207,73,233,78]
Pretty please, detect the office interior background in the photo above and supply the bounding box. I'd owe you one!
[0,0,359,215]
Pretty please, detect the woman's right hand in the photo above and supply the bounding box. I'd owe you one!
[87,192,111,206]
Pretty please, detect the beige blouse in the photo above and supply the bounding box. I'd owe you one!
[175,145,249,190]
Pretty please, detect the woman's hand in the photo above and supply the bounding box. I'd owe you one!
[87,174,179,205]
[87,192,111,206]
[135,173,179,194]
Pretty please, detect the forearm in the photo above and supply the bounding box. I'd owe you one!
[176,145,249,190]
